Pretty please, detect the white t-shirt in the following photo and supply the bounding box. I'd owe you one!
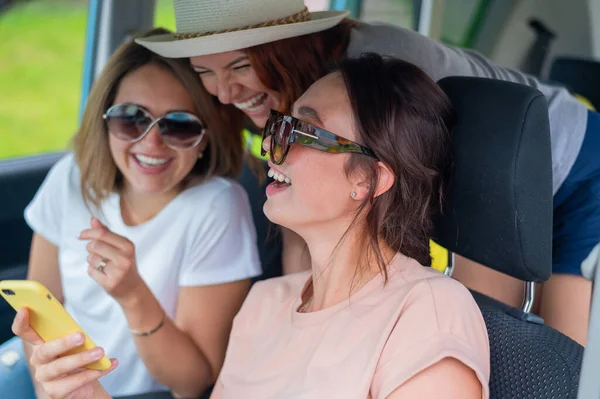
[24,153,262,396]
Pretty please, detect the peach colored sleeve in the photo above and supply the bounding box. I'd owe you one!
[209,380,223,399]
[370,277,490,399]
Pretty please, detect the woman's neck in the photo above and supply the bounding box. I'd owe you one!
[119,184,180,226]
[301,223,394,312]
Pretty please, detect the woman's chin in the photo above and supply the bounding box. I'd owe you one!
[249,114,268,129]
[245,96,277,128]
[125,179,178,197]
[263,200,287,227]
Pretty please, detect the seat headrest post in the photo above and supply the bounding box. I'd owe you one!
[443,252,455,277]
[522,281,536,313]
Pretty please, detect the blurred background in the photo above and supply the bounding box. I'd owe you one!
[1,0,598,160]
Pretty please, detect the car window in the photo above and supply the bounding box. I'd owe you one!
[361,0,414,29]
[0,0,87,160]
[154,0,176,29]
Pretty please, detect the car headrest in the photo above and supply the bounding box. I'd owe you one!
[434,77,552,282]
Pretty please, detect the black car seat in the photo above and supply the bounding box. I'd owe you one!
[435,76,584,398]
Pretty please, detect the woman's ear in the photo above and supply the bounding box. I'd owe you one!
[374,161,394,198]
[351,162,395,201]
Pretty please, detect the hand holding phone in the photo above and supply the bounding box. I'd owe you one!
[11,306,117,399]
[0,280,112,370]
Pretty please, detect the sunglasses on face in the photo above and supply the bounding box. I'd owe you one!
[103,103,206,150]
[261,109,378,165]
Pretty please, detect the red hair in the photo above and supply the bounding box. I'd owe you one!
[221,19,357,180]
[246,19,357,113]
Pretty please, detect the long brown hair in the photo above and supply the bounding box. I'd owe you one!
[73,27,244,210]
[335,54,455,279]
[246,19,357,114]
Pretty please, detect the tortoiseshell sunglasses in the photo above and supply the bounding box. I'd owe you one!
[261,109,378,165]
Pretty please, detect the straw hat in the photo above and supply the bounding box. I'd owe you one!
[136,0,349,58]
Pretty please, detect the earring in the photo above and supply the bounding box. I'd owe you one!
[350,191,357,200]
[198,152,204,159]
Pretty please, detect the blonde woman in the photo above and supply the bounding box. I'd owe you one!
[5,28,261,399]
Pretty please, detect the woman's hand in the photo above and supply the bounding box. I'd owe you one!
[12,307,117,399]
[79,218,144,304]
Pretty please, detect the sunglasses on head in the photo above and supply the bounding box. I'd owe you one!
[103,103,206,150]
[261,109,378,165]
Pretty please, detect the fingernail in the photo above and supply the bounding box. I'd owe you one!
[90,348,103,359]
[71,333,84,344]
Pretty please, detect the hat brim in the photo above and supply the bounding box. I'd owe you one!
[136,10,350,58]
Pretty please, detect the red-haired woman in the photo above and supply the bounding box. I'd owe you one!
[137,0,598,345]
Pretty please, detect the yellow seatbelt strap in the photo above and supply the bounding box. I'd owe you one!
[430,240,449,272]
[243,128,269,160]
[574,94,596,111]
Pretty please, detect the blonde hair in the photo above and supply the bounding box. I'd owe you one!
[73,27,244,209]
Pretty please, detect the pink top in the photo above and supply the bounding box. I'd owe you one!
[212,254,490,399]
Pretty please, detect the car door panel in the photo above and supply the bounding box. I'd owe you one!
[0,152,63,343]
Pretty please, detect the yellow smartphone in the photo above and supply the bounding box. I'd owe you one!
[0,280,111,370]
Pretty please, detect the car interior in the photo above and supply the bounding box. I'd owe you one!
[1,1,599,398]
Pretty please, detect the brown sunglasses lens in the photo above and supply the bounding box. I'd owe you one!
[270,119,292,164]
[105,105,150,141]
[158,113,205,149]
[105,105,205,149]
